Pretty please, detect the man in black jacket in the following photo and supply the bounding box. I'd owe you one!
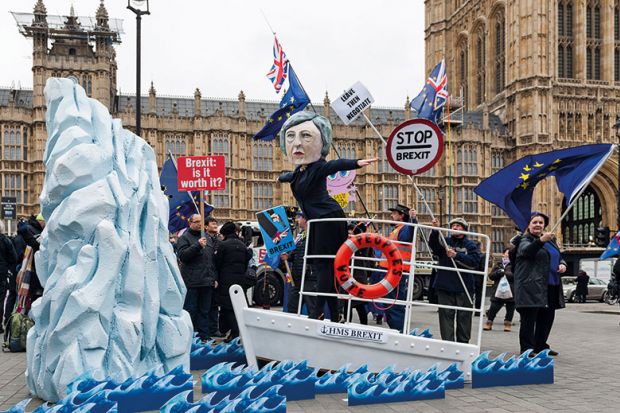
[17,214,45,301]
[0,220,17,332]
[284,211,317,315]
[177,214,219,341]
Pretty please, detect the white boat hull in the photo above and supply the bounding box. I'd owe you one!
[230,285,479,381]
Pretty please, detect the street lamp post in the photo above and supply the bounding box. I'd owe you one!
[127,0,150,137]
[614,118,620,232]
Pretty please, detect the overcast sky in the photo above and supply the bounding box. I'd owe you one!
[1,0,426,108]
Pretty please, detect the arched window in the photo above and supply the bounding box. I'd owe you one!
[164,135,186,157]
[211,134,230,167]
[252,141,273,171]
[475,26,486,105]
[458,37,468,108]
[558,1,575,78]
[586,0,602,80]
[493,11,506,95]
[562,186,601,246]
[615,1,620,81]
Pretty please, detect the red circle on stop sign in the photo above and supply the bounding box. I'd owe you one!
[385,119,444,175]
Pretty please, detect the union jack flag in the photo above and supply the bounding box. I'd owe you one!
[410,59,449,124]
[266,36,290,93]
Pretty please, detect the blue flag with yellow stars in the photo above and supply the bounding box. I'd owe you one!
[601,230,620,260]
[475,144,614,231]
[253,65,310,141]
[160,156,214,233]
[410,59,448,125]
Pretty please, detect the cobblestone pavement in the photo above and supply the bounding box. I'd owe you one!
[2,300,619,412]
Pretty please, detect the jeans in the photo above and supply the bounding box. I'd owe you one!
[437,289,473,343]
[384,275,408,333]
[183,286,214,340]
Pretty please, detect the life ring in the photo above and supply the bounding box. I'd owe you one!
[334,233,403,299]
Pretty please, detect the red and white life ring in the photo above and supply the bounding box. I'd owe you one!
[334,233,403,299]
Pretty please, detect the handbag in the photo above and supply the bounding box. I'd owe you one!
[3,312,35,352]
[495,275,513,300]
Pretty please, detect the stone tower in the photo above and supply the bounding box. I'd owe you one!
[425,0,620,251]
[17,0,122,207]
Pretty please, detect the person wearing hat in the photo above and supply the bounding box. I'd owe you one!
[177,214,220,342]
[513,211,565,356]
[429,216,481,343]
[372,204,418,332]
[214,221,252,341]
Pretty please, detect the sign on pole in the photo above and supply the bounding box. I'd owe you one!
[385,119,444,175]
[256,205,296,256]
[331,81,375,125]
[177,156,226,192]
[1,197,16,220]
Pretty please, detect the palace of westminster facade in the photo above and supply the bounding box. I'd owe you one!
[1,0,619,264]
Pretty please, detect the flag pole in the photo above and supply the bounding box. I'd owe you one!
[361,111,474,305]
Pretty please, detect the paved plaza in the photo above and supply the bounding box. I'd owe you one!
[1,300,619,412]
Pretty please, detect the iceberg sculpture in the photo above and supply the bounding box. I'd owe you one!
[26,78,193,402]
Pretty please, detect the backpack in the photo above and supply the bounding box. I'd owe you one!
[3,312,34,352]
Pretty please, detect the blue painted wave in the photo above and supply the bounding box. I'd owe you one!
[29,365,191,413]
[315,364,368,394]
[429,363,464,389]
[161,386,286,413]
[472,350,554,388]
[348,369,445,406]
[201,359,317,401]
[409,327,433,338]
[0,399,31,413]
[190,337,246,371]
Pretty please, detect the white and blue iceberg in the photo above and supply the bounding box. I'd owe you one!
[26,78,193,402]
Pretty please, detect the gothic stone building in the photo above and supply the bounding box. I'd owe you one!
[2,1,617,265]
[425,0,620,267]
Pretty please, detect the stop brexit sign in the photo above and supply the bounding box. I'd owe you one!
[177,155,226,191]
[385,119,444,175]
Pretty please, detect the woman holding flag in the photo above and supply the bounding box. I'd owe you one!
[514,212,566,356]
[278,111,377,321]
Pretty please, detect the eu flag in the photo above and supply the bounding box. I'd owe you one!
[410,59,448,125]
[601,231,620,260]
[160,157,214,233]
[253,65,310,141]
[474,144,615,231]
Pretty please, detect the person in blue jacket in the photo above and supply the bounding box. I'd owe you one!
[278,111,377,321]
[429,217,481,343]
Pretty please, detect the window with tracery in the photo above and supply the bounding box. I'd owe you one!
[456,146,478,176]
[211,135,230,167]
[456,187,478,214]
[458,38,468,108]
[475,27,486,104]
[562,187,601,246]
[493,12,505,95]
[586,0,602,80]
[252,140,273,171]
[558,0,575,78]
[164,135,187,157]
[378,184,398,211]
[2,125,27,161]
[253,183,273,211]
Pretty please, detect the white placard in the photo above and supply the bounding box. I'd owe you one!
[331,81,375,125]
[386,119,444,175]
[317,323,388,343]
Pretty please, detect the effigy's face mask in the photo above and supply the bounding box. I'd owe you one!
[284,120,323,165]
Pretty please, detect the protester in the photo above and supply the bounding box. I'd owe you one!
[429,217,481,343]
[375,205,417,332]
[169,233,178,254]
[277,111,377,321]
[4,229,26,327]
[17,214,45,301]
[204,217,225,338]
[346,222,374,325]
[176,214,219,342]
[285,211,317,315]
[484,247,515,332]
[0,220,18,333]
[575,270,589,303]
[214,221,252,341]
[514,211,565,356]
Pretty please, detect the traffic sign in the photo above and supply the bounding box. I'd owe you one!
[1,197,16,219]
[385,119,444,175]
